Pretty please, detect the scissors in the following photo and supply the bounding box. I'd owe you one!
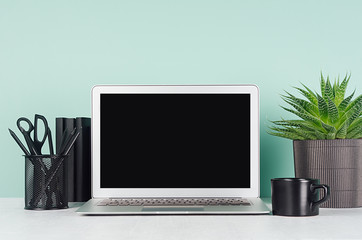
[17,114,54,155]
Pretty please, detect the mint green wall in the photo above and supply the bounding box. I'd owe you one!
[1,0,362,197]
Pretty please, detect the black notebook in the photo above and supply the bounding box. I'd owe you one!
[56,117,91,202]
[75,118,91,202]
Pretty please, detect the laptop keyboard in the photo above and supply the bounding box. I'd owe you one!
[97,198,251,206]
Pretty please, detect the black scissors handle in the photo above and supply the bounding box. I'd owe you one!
[17,117,38,155]
[17,117,34,133]
[16,115,50,155]
[33,114,49,155]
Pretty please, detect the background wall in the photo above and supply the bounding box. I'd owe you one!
[1,0,362,197]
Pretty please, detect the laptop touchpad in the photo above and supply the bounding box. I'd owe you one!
[142,206,204,212]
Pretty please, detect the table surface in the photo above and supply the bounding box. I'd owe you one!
[1,198,362,240]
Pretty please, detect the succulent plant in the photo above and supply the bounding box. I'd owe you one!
[268,73,362,140]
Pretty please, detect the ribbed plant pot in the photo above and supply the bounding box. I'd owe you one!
[293,139,362,208]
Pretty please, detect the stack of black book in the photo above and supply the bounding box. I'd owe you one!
[56,117,91,202]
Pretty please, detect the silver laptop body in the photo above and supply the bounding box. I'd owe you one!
[77,85,270,215]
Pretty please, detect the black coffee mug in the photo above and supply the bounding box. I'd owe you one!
[271,178,330,216]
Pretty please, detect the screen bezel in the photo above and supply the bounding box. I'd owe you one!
[91,85,260,198]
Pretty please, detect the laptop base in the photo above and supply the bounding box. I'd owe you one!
[76,198,270,215]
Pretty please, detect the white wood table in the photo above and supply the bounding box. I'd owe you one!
[1,198,362,240]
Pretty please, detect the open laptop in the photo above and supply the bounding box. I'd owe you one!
[77,85,270,215]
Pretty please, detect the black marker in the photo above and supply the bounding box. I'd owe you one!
[8,128,31,156]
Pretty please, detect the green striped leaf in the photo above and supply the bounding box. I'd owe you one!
[334,74,350,106]
[347,117,362,132]
[339,95,362,127]
[268,127,305,140]
[332,78,338,98]
[321,122,337,133]
[272,119,323,133]
[338,90,355,113]
[314,130,327,139]
[344,94,362,114]
[324,78,334,101]
[271,125,318,140]
[297,83,318,106]
[282,98,308,116]
[336,122,348,139]
[327,97,339,124]
[267,130,304,140]
[317,94,328,122]
[346,102,362,126]
[321,73,326,98]
[283,92,319,117]
[293,128,318,140]
[346,125,362,139]
[326,132,336,139]
[352,133,362,139]
[281,106,323,128]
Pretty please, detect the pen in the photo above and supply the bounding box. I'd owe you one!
[18,126,39,155]
[61,129,81,156]
[8,128,31,155]
[47,128,54,155]
[58,127,77,154]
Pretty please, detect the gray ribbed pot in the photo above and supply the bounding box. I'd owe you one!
[293,139,362,208]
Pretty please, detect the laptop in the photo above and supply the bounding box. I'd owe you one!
[76,84,270,215]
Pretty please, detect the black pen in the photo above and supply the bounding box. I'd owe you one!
[8,128,31,155]
[47,127,54,155]
[18,126,39,155]
[61,129,81,156]
[58,127,77,154]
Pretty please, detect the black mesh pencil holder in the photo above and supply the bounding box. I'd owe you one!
[25,155,69,210]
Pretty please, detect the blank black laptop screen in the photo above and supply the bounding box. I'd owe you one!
[100,94,250,188]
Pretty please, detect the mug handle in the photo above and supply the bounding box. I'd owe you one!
[311,184,330,208]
